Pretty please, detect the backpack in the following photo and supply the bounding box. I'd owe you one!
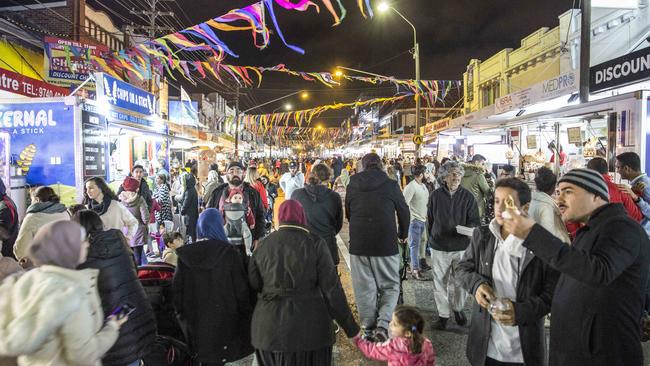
[219,188,253,253]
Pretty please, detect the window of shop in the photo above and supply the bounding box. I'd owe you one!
[481,82,500,108]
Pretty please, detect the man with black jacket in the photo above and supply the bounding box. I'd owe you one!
[457,178,558,366]
[504,168,650,366]
[428,160,480,330]
[208,161,265,250]
[345,153,410,342]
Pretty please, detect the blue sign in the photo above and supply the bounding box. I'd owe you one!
[169,100,199,126]
[96,73,157,116]
[0,102,75,186]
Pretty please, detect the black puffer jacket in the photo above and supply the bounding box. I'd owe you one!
[427,185,480,252]
[345,169,410,256]
[78,229,156,366]
[292,184,343,265]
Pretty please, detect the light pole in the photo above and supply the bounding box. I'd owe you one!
[378,2,421,157]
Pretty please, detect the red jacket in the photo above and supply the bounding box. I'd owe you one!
[603,174,642,222]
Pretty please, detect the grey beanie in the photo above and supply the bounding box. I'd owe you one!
[558,168,609,202]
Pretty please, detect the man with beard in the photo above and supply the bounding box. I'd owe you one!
[503,168,650,366]
[208,161,265,252]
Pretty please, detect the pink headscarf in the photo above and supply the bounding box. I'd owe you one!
[278,199,307,226]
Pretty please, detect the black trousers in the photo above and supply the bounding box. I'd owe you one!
[255,347,332,366]
[485,357,524,366]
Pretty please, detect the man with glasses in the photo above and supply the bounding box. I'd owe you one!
[428,161,480,330]
[207,161,265,252]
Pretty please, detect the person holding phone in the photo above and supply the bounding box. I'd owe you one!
[0,221,127,365]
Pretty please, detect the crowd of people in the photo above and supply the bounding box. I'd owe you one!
[0,149,648,366]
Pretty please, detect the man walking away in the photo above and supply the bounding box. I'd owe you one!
[403,165,429,280]
[428,161,480,330]
[346,153,410,342]
[504,168,650,366]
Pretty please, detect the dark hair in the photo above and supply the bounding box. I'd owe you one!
[440,157,450,166]
[616,152,641,172]
[587,157,609,174]
[393,306,425,354]
[495,177,532,206]
[67,204,87,217]
[471,154,486,163]
[163,232,183,246]
[502,164,515,174]
[361,153,383,171]
[32,186,60,203]
[132,165,144,172]
[72,209,104,234]
[209,163,219,172]
[308,164,332,185]
[84,177,118,203]
[412,164,426,178]
[534,167,557,194]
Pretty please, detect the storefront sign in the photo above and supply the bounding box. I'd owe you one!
[540,72,577,100]
[44,37,108,85]
[82,110,107,178]
[590,46,650,93]
[0,101,75,186]
[96,73,157,117]
[527,135,537,149]
[422,118,451,135]
[0,67,69,98]
[495,88,532,114]
[567,127,582,144]
[495,72,578,114]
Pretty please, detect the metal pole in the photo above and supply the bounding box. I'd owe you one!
[415,41,421,158]
[579,0,591,104]
[234,86,240,157]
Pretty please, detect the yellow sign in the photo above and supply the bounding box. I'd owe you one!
[413,135,423,145]
[421,118,451,136]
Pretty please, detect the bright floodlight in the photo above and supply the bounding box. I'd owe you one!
[334,70,343,77]
[377,2,390,13]
[285,103,292,111]
[301,92,309,100]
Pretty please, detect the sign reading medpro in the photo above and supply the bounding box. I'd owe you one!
[590,46,650,93]
[96,73,157,117]
[0,102,75,186]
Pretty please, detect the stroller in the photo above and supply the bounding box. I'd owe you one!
[138,263,195,365]
[397,239,410,305]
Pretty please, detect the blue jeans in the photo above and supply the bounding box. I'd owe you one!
[126,361,140,366]
[408,219,426,270]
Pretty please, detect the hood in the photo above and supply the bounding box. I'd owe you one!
[184,173,196,189]
[26,201,68,215]
[352,169,391,192]
[462,163,485,177]
[176,240,230,269]
[86,229,125,260]
[304,184,329,202]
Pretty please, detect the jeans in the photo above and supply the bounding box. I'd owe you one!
[126,361,141,366]
[408,219,426,270]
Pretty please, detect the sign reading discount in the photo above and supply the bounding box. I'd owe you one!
[96,72,157,117]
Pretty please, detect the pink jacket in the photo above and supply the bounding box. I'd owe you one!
[354,335,435,366]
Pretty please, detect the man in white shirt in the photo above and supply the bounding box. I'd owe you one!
[280,161,304,199]
[457,178,558,366]
[403,165,429,280]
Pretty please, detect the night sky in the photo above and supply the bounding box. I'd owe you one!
[89,0,574,122]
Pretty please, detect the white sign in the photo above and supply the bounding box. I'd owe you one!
[495,72,578,114]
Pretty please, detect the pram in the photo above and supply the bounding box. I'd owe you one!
[397,239,410,305]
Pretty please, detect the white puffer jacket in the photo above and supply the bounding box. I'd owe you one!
[0,266,119,366]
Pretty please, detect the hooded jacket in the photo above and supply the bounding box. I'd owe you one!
[427,185,480,252]
[13,202,70,260]
[78,229,156,366]
[173,239,253,364]
[180,174,199,240]
[119,193,149,247]
[0,266,119,366]
[292,184,343,264]
[0,179,18,259]
[345,169,410,257]
[460,163,491,219]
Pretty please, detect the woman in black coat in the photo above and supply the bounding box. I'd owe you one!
[173,208,254,365]
[180,173,198,242]
[74,209,156,366]
[249,200,359,366]
[291,164,343,265]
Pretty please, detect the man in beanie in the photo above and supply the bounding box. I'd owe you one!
[207,161,265,251]
[345,153,410,342]
[279,161,304,199]
[503,168,650,366]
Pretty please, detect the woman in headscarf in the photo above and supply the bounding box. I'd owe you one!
[180,173,198,242]
[84,177,138,242]
[249,200,359,366]
[74,210,156,366]
[0,221,127,365]
[13,186,70,261]
[153,174,173,225]
[334,168,350,191]
[173,209,254,366]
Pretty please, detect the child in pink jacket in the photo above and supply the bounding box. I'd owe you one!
[354,306,435,366]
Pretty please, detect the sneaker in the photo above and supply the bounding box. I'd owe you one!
[361,327,375,341]
[419,258,432,271]
[432,317,448,330]
[454,311,467,326]
[374,327,389,342]
[411,270,426,281]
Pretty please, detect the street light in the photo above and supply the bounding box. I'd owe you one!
[285,103,293,111]
[377,2,421,157]
[301,91,309,100]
